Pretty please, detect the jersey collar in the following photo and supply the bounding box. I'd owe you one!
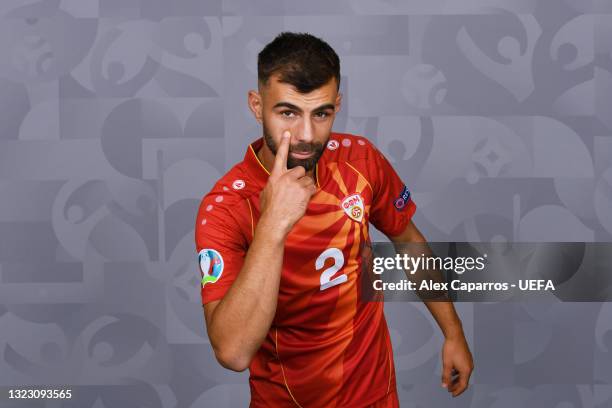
[244,137,321,189]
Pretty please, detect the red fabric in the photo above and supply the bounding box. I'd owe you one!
[195,133,416,407]
[368,388,400,408]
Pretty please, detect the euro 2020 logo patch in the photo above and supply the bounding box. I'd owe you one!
[394,185,411,210]
[199,248,224,287]
[341,193,364,223]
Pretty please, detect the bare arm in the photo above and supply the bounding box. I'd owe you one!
[389,221,464,338]
[203,131,316,372]
[388,220,474,397]
[203,214,286,371]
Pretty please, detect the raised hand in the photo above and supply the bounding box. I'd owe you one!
[259,130,317,237]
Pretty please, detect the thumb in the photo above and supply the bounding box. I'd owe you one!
[441,361,453,388]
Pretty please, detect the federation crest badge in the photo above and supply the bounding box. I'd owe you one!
[341,193,364,223]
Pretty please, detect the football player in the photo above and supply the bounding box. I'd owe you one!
[195,32,473,407]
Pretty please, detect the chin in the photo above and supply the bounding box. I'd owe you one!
[288,158,316,171]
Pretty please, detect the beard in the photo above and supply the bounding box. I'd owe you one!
[263,123,326,172]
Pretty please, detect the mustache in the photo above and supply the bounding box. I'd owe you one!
[289,142,323,153]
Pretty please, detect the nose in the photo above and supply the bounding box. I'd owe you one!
[293,116,314,144]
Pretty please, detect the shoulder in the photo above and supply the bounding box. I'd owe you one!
[320,133,394,191]
[198,155,262,205]
[195,162,255,230]
[323,132,380,164]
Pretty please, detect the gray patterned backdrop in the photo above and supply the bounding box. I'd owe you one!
[1,0,612,407]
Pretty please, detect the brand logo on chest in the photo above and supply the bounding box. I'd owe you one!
[341,193,364,223]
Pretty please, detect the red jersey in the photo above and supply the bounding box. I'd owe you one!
[195,132,416,407]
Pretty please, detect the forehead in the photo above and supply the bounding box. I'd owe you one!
[260,75,337,108]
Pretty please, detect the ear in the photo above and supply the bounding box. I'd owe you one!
[335,92,342,114]
[248,90,263,124]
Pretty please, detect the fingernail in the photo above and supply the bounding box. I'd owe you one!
[283,131,290,138]
[441,383,447,388]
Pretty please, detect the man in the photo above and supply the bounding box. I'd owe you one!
[195,32,473,407]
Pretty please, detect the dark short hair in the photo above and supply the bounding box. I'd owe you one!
[257,32,341,93]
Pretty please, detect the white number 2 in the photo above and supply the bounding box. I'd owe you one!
[316,248,347,291]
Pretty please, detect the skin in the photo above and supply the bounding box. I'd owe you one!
[203,132,315,371]
[389,223,474,398]
[251,74,342,177]
[202,72,474,398]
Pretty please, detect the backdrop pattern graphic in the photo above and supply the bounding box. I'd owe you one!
[0,0,612,407]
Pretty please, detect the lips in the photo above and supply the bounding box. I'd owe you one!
[290,150,313,159]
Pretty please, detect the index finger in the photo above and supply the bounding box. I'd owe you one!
[272,130,291,175]
[451,376,468,397]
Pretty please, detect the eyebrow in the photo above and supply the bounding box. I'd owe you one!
[273,102,336,113]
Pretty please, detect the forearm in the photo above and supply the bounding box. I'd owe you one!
[389,223,464,340]
[208,214,286,367]
[423,300,464,340]
[401,246,464,338]
[400,245,464,339]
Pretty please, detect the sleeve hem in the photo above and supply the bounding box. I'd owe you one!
[384,199,417,238]
[201,287,228,306]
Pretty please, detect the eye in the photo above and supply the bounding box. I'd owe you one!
[314,111,331,119]
[280,110,297,118]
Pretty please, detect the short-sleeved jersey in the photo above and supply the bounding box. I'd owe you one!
[195,132,416,407]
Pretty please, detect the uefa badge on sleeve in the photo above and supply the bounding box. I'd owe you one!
[394,185,411,211]
[198,249,224,287]
[341,193,364,223]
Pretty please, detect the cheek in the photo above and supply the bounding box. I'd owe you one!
[262,112,284,131]
[266,112,302,133]
[309,126,330,149]
[313,118,333,138]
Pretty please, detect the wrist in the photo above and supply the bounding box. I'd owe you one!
[256,212,291,242]
[443,322,465,341]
